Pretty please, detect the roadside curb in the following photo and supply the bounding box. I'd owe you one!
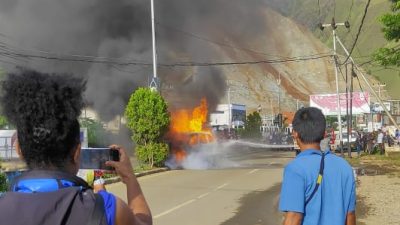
[104,167,169,185]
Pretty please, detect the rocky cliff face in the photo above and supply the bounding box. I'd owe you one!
[205,7,375,113]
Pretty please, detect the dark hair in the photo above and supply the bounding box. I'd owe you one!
[1,69,86,169]
[292,107,326,144]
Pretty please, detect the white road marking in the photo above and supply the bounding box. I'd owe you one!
[215,183,229,191]
[248,169,259,174]
[197,192,210,199]
[154,199,196,219]
[154,182,229,219]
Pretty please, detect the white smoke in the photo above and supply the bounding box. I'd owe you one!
[166,141,239,170]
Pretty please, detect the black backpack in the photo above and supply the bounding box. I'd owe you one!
[0,170,107,225]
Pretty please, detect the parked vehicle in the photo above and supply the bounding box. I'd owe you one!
[333,131,358,152]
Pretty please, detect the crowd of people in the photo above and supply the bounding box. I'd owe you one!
[355,125,398,156]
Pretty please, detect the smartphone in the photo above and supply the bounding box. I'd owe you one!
[80,148,120,170]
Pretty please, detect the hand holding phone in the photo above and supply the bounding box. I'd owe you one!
[105,145,135,184]
[80,148,120,170]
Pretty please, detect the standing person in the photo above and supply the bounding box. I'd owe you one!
[279,107,356,225]
[395,129,400,146]
[355,131,362,157]
[0,70,152,225]
[377,129,385,155]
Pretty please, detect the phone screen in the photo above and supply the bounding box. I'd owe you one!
[80,148,119,170]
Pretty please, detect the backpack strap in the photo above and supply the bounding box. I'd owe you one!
[9,170,91,191]
[87,193,106,225]
[305,151,325,205]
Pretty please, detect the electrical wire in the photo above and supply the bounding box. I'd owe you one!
[317,0,322,22]
[340,0,371,66]
[347,0,355,21]
[0,47,332,68]
[156,21,333,60]
[333,0,337,18]
[354,70,372,106]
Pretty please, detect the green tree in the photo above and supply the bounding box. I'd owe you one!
[374,0,400,66]
[242,111,262,138]
[0,172,7,192]
[79,117,110,147]
[125,88,170,167]
[0,115,8,129]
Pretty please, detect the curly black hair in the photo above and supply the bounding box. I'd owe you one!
[1,69,86,169]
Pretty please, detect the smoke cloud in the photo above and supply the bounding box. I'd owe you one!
[166,141,239,170]
[0,0,269,120]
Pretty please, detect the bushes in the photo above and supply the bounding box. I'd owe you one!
[125,88,170,168]
[0,172,7,192]
[80,117,111,147]
[136,143,169,168]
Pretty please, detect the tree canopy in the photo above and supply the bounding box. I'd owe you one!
[125,88,170,145]
[125,88,170,167]
[374,0,400,66]
[241,111,262,138]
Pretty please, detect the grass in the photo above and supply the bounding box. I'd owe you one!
[134,164,154,173]
[346,153,400,176]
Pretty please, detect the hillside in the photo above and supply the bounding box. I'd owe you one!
[265,0,400,98]
[0,0,389,119]
[167,6,380,114]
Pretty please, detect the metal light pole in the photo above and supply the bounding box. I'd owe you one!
[227,87,231,132]
[376,83,386,99]
[320,19,348,156]
[149,0,159,91]
[277,73,281,114]
[335,35,400,130]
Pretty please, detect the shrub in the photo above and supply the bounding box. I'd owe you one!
[136,142,169,168]
[0,172,7,192]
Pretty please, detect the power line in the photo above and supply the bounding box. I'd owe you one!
[340,0,371,66]
[0,49,332,68]
[0,38,146,63]
[156,21,331,60]
[333,0,337,18]
[0,30,333,70]
[347,0,355,21]
[317,0,322,22]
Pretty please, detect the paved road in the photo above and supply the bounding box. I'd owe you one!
[107,142,294,225]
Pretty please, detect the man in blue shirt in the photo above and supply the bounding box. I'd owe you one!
[279,107,356,225]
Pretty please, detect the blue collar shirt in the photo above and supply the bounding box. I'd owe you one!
[279,149,356,225]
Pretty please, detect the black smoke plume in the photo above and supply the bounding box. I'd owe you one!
[0,0,269,120]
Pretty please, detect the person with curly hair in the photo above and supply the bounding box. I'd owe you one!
[0,69,152,225]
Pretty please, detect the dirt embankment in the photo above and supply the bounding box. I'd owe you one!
[351,156,400,225]
[216,6,379,112]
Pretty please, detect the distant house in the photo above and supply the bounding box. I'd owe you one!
[210,104,246,129]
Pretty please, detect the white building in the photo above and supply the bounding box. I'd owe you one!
[210,104,246,129]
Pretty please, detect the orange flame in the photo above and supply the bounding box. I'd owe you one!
[167,98,214,162]
[171,98,209,133]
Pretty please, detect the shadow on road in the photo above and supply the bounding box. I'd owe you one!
[220,184,283,225]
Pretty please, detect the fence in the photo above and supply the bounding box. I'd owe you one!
[0,136,17,160]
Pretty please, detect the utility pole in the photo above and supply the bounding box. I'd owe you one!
[277,73,281,114]
[376,83,386,126]
[320,18,349,157]
[346,63,351,156]
[227,87,231,133]
[349,64,354,158]
[376,83,386,98]
[335,35,400,130]
[149,0,159,91]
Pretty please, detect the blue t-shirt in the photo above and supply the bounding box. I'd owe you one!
[98,190,117,225]
[279,149,356,225]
